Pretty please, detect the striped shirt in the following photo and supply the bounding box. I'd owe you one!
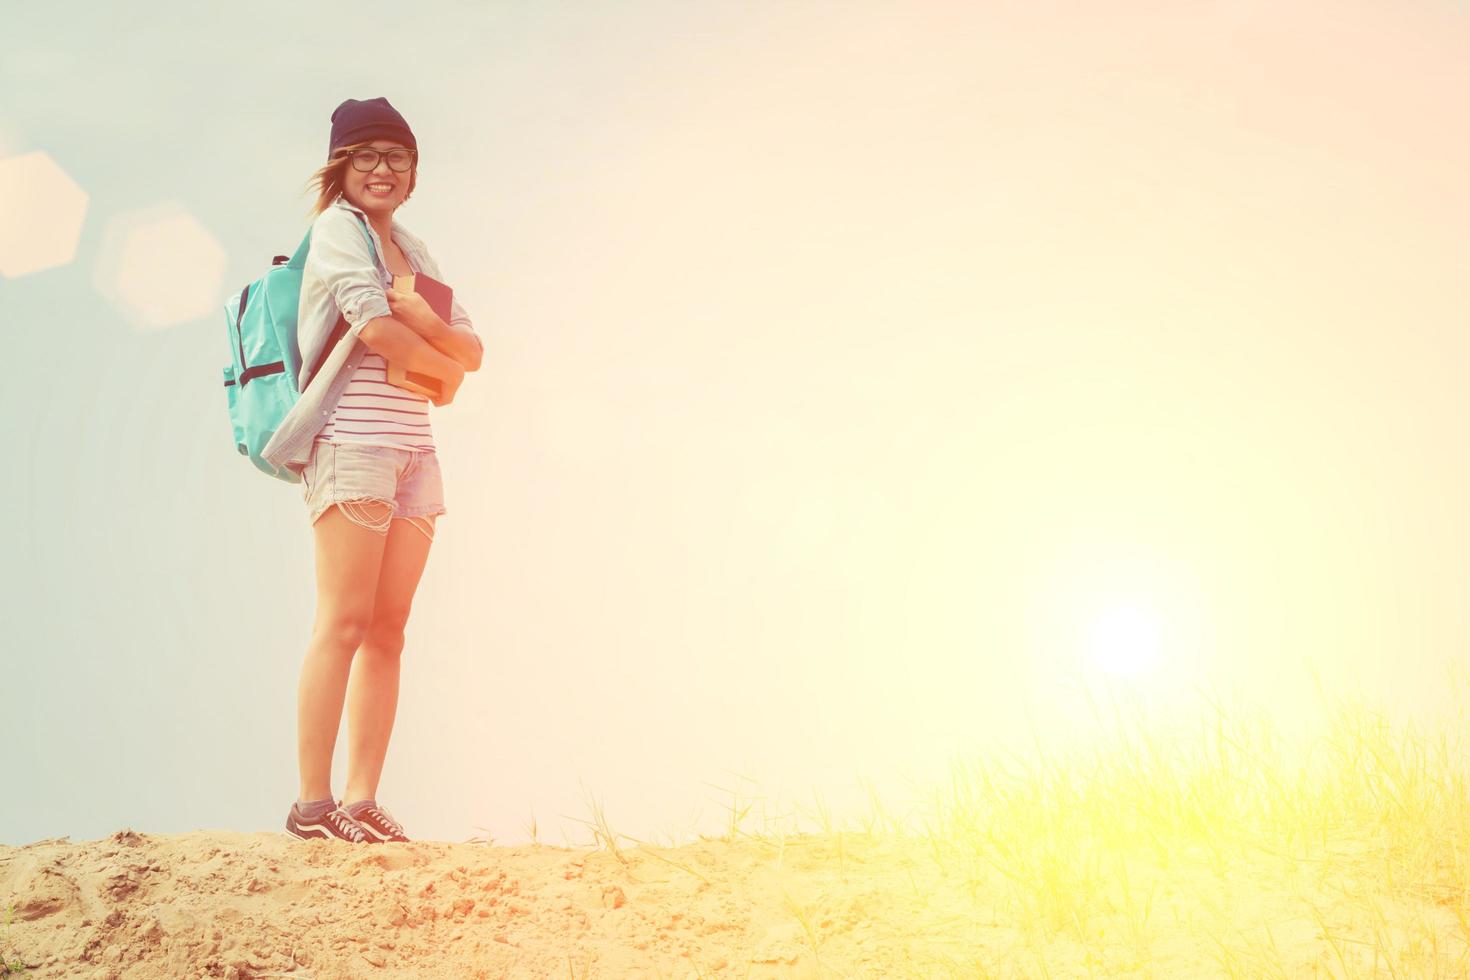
[315,351,435,451]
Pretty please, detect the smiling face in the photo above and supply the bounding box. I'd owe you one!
[338,138,417,217]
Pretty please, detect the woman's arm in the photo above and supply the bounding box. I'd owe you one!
[307,210,394,335]
[358,315,466,404]
[388,303,482,372]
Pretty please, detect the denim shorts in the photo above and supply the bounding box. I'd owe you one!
[301,440,447,536]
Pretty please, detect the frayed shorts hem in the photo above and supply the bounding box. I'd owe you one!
[307,500,447,536]
[301,441,447,535]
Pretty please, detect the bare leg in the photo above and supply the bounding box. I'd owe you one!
[344,514,436,805]
[297,500,392,801]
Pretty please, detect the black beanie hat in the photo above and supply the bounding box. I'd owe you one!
[328,97,417,160]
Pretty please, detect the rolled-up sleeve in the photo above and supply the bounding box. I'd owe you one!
[306,210,390,339]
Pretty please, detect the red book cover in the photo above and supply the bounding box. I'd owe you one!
[394,271,453,326]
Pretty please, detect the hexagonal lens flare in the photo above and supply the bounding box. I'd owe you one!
[0,150,89,278]
[93,203,228,330]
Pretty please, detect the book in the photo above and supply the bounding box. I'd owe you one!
[387,271,455,401]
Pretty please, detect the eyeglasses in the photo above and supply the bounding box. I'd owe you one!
[341,148,417,172]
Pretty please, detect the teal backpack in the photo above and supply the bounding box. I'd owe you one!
[222,213,377,482]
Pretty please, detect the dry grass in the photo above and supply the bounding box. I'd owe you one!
[557,677,1470,977]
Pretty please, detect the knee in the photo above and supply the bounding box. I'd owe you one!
[313,613,375,654]
[363,616,409,656]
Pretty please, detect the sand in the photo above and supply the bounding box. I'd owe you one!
[0,826,987,979]
[4,822,1465,978]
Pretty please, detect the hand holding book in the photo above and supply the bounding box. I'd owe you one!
[385,272,459,403]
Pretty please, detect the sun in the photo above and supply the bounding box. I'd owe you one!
[1086,604,1161,676]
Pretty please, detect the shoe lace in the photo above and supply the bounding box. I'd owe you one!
[327,808,367,842]
[366,805,406,838]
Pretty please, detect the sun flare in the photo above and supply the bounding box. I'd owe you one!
[1086,603,1161,676]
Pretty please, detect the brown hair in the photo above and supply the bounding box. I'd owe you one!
[302,141,417,221]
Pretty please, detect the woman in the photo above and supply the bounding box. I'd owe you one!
[275,97,484,843]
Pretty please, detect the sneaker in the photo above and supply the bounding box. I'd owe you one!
[286,800,374,844]
[346,801,411,843]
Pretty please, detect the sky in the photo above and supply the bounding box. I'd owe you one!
[3,0,1470,849]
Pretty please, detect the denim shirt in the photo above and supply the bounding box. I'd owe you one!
[260,196,482,477]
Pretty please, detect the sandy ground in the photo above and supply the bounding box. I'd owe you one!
[1,827,993,979]
[3,824,1465,978]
